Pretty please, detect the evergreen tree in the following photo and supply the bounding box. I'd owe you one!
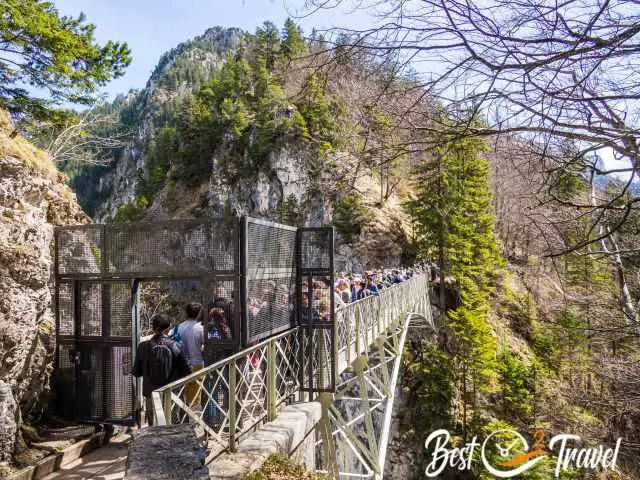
[255,21,280,70]
[281,19,305,61]
[0,0,131,121]
[407,131,502,436]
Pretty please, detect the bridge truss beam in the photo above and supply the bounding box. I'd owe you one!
[317,278,435,479]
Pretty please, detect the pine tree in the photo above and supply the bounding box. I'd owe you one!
[0,0,131,121]
[407,130,502,436]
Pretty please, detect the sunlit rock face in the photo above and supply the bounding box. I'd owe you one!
[0,111,86,461]
[71,26,411,271]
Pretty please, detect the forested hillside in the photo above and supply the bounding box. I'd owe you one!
[386,135,640,478]
[5,3,640,478]
[53,22,421,270]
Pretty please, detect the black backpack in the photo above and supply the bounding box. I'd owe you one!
[149,337,174,387]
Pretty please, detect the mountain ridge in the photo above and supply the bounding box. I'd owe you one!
[66,23,416,271]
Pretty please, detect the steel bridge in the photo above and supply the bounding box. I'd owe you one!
[152,274,434,479]
[53,218,434,479]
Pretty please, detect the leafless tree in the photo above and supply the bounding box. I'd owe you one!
[28,102,132,166]
[299,0,640,254]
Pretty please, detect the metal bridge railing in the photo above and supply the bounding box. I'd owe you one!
[151,274,429,462]
[152,327,302,459]
[335,275,430,373]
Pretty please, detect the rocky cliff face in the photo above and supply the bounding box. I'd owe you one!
[69,26,413,271]
[0,111,86,462]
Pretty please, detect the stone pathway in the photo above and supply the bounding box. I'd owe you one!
[41,434,130,480]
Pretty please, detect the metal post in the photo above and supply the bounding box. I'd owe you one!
[318,392,339,478]
[239,217,248,347]
[345,309,353,365]
[297,328,305,403]
[163,390,172,425]
[355,305,362,358]
[228,364,237,452]
[267,340,277,421]
[364,302,369,357]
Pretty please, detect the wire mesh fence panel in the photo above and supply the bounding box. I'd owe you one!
[56,281,74,337]
[244,218,297,344]
[298,229,332,271]
[110,283,133,337]
[80,282,102,337]
[104,345,135,422]
[106,220,238,275]
[297,227,335,393]
[54,342,76,419]
[76,344,104,420]
[55,225,104,275]
[66,281,136,424]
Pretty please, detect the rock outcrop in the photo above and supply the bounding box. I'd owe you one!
[125,425,209,480]
[0,111,86,462]
[71,26,412,270]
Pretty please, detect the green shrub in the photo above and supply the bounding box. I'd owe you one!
[497,350,534,421]
[111,196,149,223]
[332,192,374,242]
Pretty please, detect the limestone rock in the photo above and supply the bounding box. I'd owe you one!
[0,111,86,461]
[125,424,209,480]
[0,381,18,462]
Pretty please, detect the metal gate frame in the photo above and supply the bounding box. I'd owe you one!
[54,218,337,425]
[54,278,138,424]
[296,227,336,396]
[54,219,243,425]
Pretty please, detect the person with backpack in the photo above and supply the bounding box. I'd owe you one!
[132,313,190,426]
[173,302,205,408]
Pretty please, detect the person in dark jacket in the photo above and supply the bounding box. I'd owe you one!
[132,313,190,426]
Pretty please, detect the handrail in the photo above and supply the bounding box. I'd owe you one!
[156,326,300,393]
[151,273,430,460]
[334,275,413,312]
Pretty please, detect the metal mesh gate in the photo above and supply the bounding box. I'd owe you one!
[297,227,335,394]
[55,280,135,423]
[54,218,336,424]
[54,219,242,425]
[243,218,297,344]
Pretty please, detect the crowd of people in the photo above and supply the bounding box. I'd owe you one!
[332,267,423,308]
[132,265,426,426]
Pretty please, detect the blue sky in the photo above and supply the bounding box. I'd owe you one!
[54,0,375,98]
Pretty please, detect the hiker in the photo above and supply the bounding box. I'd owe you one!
[203,304,231,429]
[132,313,190,426]
[173,302,205,407]
[207,306,232,342]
